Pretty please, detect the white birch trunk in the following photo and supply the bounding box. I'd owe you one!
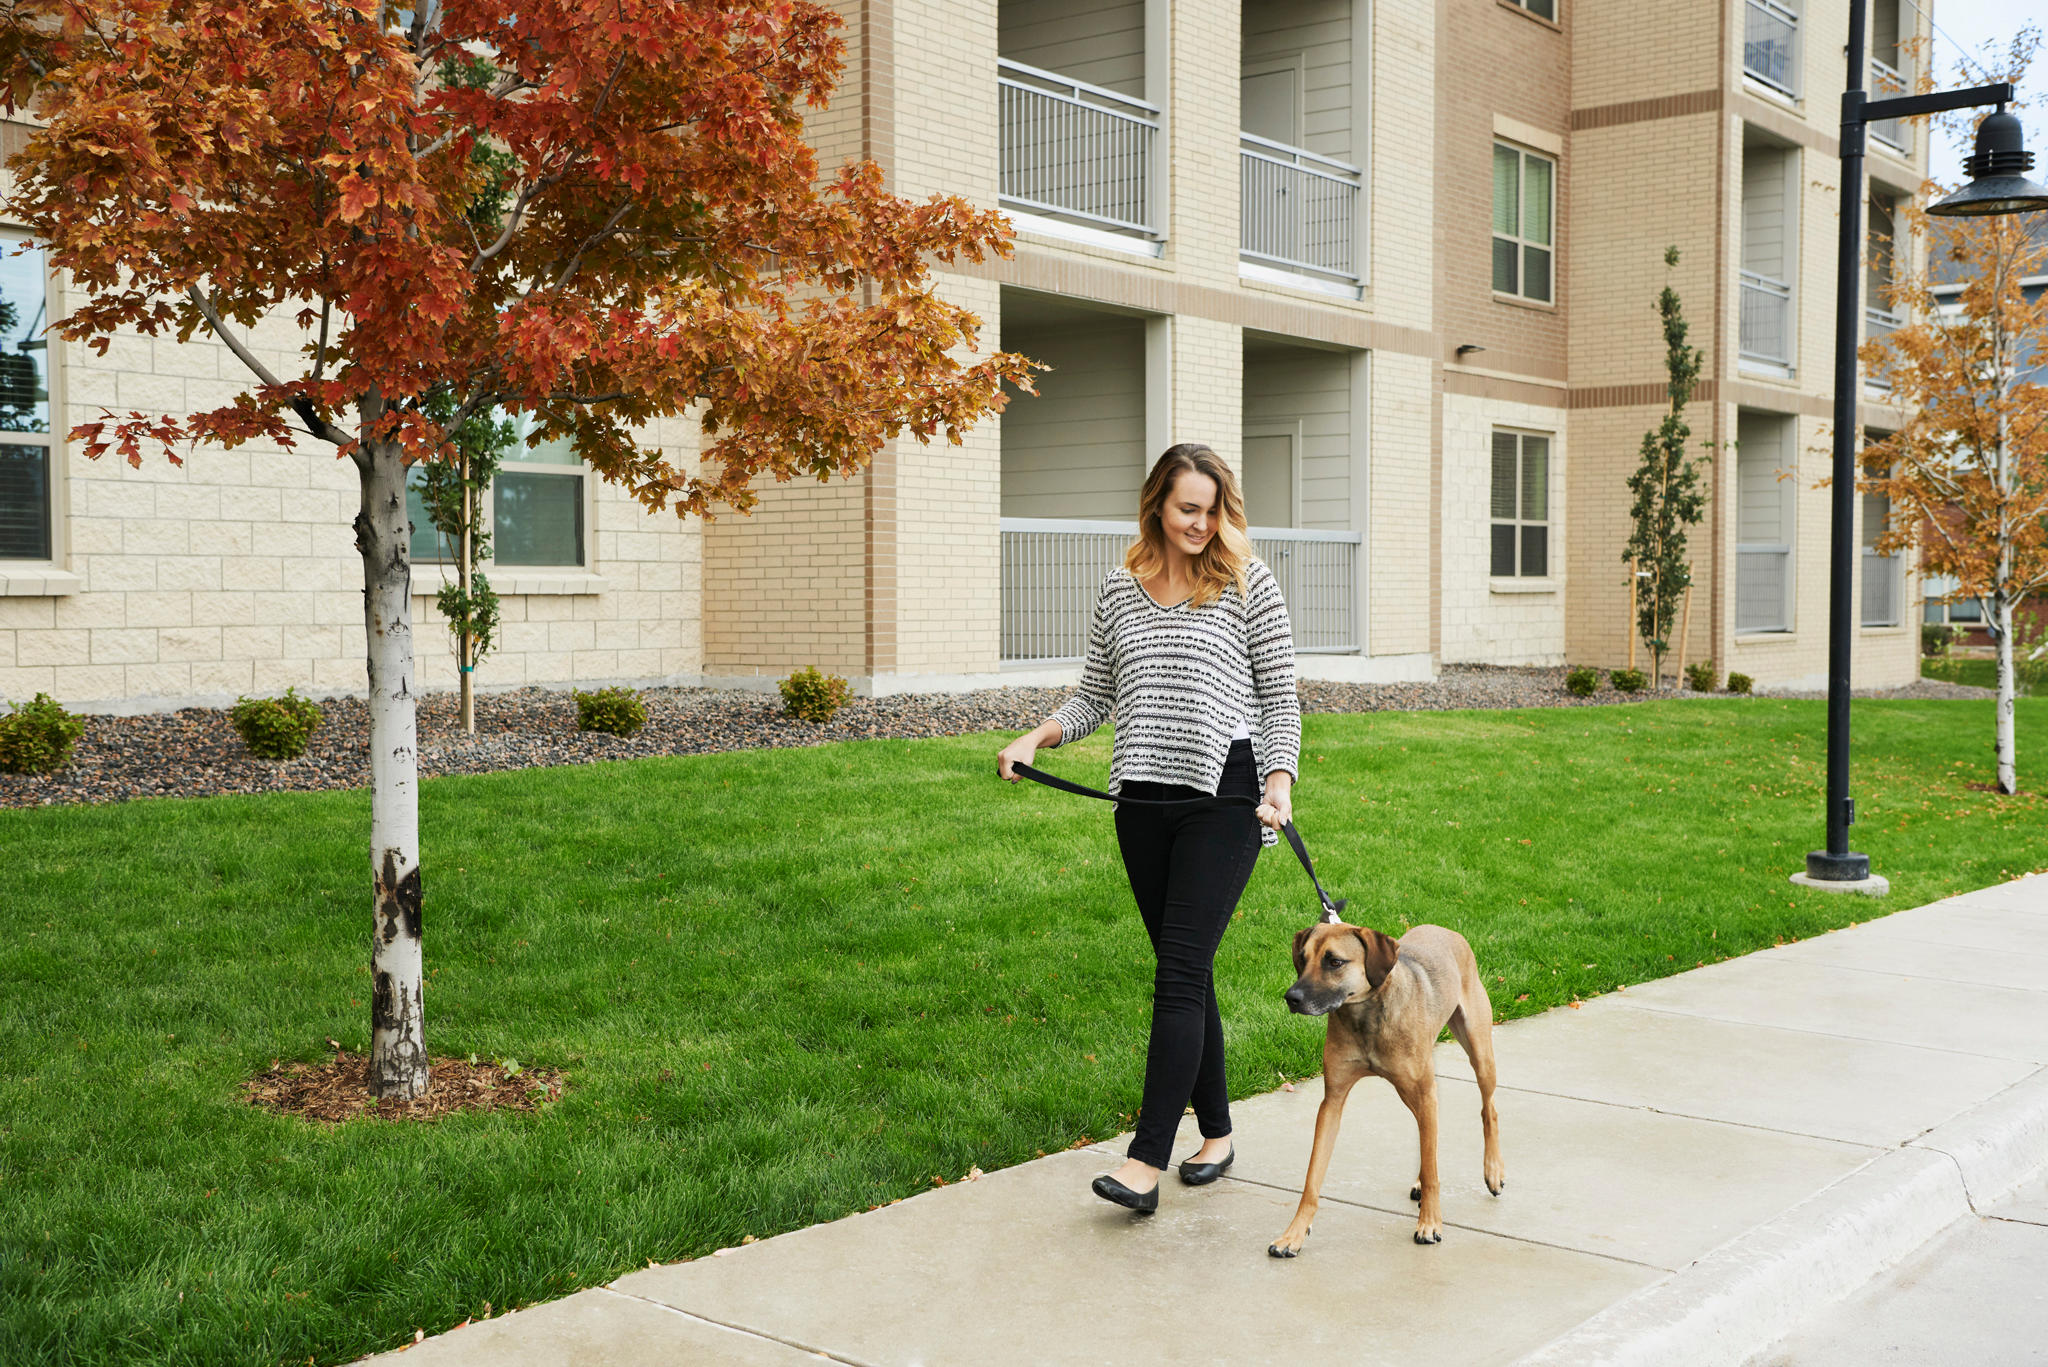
[1994,354,2017,797]
[355,432,429,1100]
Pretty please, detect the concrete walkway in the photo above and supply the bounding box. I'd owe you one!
[363,875,2048,1367]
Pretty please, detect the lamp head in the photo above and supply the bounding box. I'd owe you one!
[1928,108,2048,217]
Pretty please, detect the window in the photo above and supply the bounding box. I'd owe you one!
[0,237,52,562]
[1492,143,1554,303]
[1860,490,1901,626]
[1736,411,1795,632]
[1490,430,1550,578]
[1923,575,1983,626]
[1504,0,1556,18]
[406,413,586,570]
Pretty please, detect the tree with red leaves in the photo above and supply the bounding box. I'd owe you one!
[0,0,1029,1097]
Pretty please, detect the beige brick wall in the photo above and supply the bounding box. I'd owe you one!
[1368,349,1433,656]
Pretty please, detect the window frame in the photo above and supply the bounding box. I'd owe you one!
[1491,141,1557,305]
[405,412,593,573]
[0,231,59,567]
[1501,0,1558,21]
[1489,427,1554,581]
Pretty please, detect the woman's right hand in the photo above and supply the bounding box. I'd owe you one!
[997,735,1038,782]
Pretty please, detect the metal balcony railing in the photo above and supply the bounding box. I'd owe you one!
[1871,59,1908,152]
[1239,134,1362,283]
[1744,0,1800,97]
[1000,518,1361,662]
[1740,270,1794,368]
[997,58,1159,237]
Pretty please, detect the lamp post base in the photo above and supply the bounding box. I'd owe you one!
[1792,849,1890,896]
[1805,849,1870,881]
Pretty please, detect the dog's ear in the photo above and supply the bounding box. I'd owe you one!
[1292,925,1317,976]
[1354,926,1399,988]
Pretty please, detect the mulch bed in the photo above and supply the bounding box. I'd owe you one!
[0,665,1996,811]
[245,1044,565,1124]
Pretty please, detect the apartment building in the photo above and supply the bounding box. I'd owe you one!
[0,0,1927,710]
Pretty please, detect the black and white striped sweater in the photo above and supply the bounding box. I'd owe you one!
[1046,558,1303,848]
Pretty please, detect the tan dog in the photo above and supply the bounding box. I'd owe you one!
[1268,920,1504,1257]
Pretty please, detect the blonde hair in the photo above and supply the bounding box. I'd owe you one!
[1124,443,1252,609]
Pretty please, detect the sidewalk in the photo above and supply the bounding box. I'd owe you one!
[364,874,2048,1367]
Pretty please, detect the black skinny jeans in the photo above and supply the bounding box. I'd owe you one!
[1112,737,1264,1169]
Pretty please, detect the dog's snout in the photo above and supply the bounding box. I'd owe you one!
[1283,983,1308,1012]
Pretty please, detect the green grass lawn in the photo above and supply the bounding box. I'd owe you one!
[1922,654,2048,695]
[4,698,2045,1366]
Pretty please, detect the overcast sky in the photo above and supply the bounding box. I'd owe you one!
[1925,0,2048,185]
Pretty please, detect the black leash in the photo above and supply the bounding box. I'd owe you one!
[1011,762,1347,922]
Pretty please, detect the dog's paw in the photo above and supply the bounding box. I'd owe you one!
[1268,1224,1312,1258]
[1413,1228,1442,1245]
[1409,1185,1421,1202]
[1486,1175,1505,1197]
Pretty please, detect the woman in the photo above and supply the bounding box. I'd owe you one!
[996,442,1302,1212]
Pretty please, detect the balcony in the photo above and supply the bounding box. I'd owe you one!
[1743,0,1800,98]
[1000,518,1360,662]
[997,58,1159,242]
[1864,305,1901,390]
[1870,59,1908,153]
[1739,270,1794,371]
[1239,134,1362,290]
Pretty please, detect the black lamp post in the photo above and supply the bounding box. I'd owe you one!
[1801,2,2048,892]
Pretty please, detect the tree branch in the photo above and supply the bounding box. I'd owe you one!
[187,287,353,453]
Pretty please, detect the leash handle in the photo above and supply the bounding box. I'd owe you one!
[1011,762,1347,921]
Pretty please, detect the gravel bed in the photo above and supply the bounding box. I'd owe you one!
[0,663,1994,811]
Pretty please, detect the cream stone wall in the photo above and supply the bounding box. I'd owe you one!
[1441,391,1568,666]
[0,291,704,710]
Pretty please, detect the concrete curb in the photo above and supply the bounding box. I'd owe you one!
[1512,1064,2048,1367]
[1908,1067,2048,1209]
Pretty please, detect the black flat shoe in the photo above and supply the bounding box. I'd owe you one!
[1091,1173,1159,1213]
[1177,1145,1235,1186]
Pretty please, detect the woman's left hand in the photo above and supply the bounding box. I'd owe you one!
[1256,782,1293,830]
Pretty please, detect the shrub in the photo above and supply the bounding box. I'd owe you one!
[1609,668,1647,694]
[779,665,853,723]
[1564,666,1600,697]
[0,693,87,774]
[230,686,324,760]
[1726,672,1754,695]
[1922,623,1958,658]
[575,686,647,737]
[1684,660,1718,693]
